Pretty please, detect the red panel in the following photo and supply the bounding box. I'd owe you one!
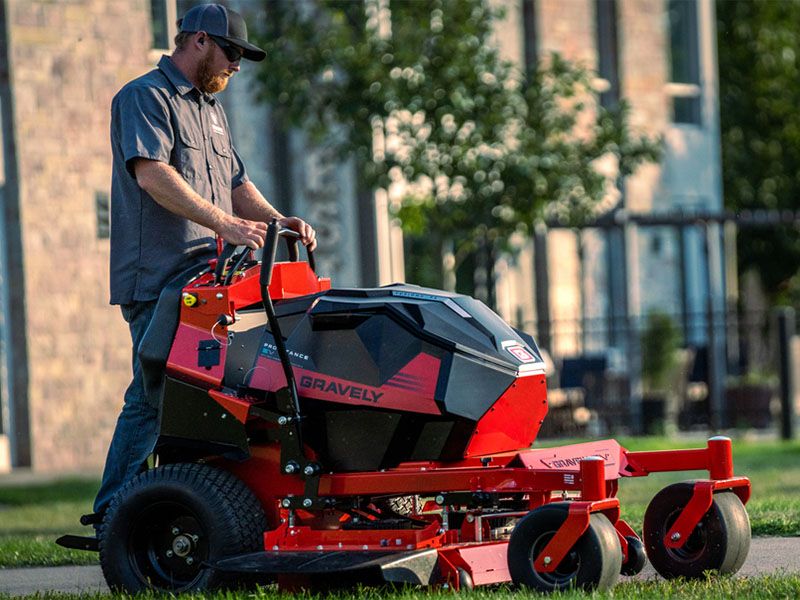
[166,323,227,387]
[464,374,548,457]
[249,352,442,415]
[218,445,304,527]
[268,262,331,300]
[208,389,252,424]
[513,440,625,481]
[438,542,511,587]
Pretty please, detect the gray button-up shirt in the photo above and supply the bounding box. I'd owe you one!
[109,55,249,304]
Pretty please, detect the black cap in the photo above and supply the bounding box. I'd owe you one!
[178,4,266,62]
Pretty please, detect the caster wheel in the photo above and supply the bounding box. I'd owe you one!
[643,482,750,579]
[620,535,647,576]
[457,567,474,591]
[507,503,622,592]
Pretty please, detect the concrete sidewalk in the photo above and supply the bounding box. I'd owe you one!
[0,565,106,596]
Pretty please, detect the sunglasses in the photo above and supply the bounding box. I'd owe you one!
[208,34,244,62]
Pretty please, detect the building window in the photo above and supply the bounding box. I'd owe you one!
[595,0,619,109]
[151,1,206,52]
[150,0,171,50]
[522,0,538,74]
[96,191,110,239]
[667,0,702,125]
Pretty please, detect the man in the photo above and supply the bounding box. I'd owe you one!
[91,3,315,525]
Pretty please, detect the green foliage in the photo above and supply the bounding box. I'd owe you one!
[640,311,681,393]
[717,0,800,303]
[252,0,660,282]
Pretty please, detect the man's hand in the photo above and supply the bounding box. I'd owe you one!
[278,216,317,251]
[217,214,268,249]
[231,182,317,251]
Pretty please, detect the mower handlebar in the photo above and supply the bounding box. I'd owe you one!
[215,224,315,288]
[259,223,315,286]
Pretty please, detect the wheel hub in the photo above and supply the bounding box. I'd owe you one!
[172,534,193,557]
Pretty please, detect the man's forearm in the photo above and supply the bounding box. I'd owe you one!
[134,159,268,248]
[135,159,227,231]
[231,181,283,222]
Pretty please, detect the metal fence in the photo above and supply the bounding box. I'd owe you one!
[531,307,794,438]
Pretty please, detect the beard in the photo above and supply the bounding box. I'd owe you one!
[197,52,229,94]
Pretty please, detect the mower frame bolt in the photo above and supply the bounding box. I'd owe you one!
[166,550,173,558]
[303,498,313,508]
[671,532,681,542]
[466,514,475,523]
[543,556,551,566]
[171,527,180,535]
[191,534,199,543]
[285,462,298,474]
[304,465,315,476]
[281,499,291,508]
[278,416,288,425]
[186,557,194,566]
[435,494,445,505]
[215,293,223,299]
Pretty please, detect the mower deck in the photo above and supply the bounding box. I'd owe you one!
[212,549,441,586]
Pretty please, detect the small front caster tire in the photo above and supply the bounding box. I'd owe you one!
[620,535,647,576]
[643,482,750,579]
[507,503,622,592]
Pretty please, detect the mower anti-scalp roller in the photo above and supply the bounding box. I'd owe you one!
[59,222,752,594]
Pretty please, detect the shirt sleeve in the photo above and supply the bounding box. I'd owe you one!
[114,84,174,178]
[230,143,250,189]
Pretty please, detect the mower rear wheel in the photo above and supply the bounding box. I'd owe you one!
[507,503,622,592]
[99,463,267,593]
[643,482,750,579]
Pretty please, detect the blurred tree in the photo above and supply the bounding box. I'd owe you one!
[253,0,659,300]
[717,0,800,304]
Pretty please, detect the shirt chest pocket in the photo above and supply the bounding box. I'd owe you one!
[177,129,202,180]
[210,133,231,177]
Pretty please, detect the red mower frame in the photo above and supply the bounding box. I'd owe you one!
[60,221,752,594]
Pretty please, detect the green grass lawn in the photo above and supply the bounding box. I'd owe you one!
[0,477,100,568]
[4,576,800,600]
[0,436,798,570]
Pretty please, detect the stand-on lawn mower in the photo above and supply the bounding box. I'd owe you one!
[58,220,751,593]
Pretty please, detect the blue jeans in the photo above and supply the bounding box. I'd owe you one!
[93,301,160,520]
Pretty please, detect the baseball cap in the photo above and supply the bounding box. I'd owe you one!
[178,4,266,62]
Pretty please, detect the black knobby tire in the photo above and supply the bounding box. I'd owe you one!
[507,503,622,592]
[620,535,647,576]
[99,463,267,593]
[643,482,750,579]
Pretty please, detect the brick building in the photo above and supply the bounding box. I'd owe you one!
[0,0,723,471]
